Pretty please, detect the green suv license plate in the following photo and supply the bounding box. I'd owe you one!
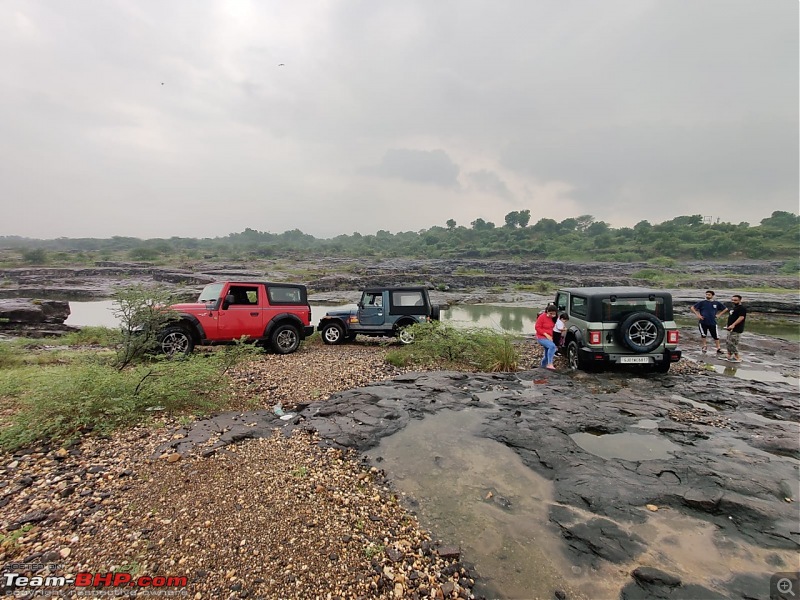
[619,356,652,364]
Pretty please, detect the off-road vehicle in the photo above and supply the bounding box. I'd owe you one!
[318,287,446,344]
[554,286,681,372]
[157,281,314,355]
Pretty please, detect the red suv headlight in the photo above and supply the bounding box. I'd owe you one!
[588,330,602,345]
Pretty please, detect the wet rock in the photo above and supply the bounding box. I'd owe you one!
[682,488,723,511]
[436,546,461,560]
[632,566,681,587]
[559,517,647,565]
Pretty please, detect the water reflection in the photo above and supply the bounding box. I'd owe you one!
[65,300,119,328]
[441,305,537,334]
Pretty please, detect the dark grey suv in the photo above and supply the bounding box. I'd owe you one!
[554,287,682,372]
[318,287,445,344]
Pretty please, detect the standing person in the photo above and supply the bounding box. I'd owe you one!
[690,290,728,354]
[724,295,747,363]
[535,305,558,370]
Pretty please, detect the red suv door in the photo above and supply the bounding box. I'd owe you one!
[217,284,264,341]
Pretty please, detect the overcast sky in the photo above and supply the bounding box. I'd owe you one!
[1,1,797,240]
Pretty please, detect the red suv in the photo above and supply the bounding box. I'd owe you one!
[157,281,313,355]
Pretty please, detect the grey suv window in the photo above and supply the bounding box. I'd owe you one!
[571,296,588,318]
[392,291,424,306]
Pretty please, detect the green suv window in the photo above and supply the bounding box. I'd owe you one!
[602,298,664,320]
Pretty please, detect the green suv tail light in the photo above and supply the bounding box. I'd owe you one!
[588,330,602,345]
[667,330,679,344]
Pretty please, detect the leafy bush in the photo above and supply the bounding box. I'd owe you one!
[387,321,520,372]
[111,284,180,368]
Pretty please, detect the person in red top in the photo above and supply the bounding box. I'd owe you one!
[535,304,558,370]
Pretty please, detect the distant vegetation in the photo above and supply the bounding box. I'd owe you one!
[0,211,798,267]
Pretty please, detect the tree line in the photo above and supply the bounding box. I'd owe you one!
[2,211,798,267]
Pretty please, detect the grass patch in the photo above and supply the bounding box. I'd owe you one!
[385,321,520,372]
[0,350,247,451]
[513,281,556,293]
[61,326,120,346]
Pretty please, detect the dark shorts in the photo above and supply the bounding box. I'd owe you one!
[698,321,718,340]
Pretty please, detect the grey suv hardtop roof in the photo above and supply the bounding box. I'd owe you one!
[559,286,671,297]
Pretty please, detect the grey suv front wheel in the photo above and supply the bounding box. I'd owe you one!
[320,322,345,345]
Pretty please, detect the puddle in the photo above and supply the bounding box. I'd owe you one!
[629,509,798,592]
[742,411,785,424]
[570,432,681,461]
[712,365,800,386]
[368,409,596,600]
[670,394,718,412]
[366,409,797,599]
[631,419,659,430]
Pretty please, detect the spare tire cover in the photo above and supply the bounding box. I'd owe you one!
[617,312,665,353]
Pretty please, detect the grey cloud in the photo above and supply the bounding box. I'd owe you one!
[0,0,796,238]
[363,149,460,186]
[467,170,511,199]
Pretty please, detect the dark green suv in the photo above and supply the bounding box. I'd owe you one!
[554,287,682,373]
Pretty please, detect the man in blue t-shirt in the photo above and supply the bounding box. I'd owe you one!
[690,290,729,354]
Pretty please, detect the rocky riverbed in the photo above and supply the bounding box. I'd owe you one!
[1,260,798,599]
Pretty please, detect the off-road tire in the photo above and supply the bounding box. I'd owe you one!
[395,323,415,345]
[158,325,194,356]
[654,358,671,373]
[270,324,301,354]
[566,340,581,371]
[320,322,345,345]
[618,312,665,353]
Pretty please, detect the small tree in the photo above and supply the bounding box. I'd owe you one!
[112,284,179,369]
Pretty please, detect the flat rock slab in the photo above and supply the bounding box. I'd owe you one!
[169,366,798,599]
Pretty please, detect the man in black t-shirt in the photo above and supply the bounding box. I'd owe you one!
[724,295,747,363]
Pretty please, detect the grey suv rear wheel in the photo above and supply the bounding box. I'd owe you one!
[566,340,581,370]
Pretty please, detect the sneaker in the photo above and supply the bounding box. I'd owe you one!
[701,348,707,354]
[545,365,557,371]
[729,358,742,363]
[716,349,724,355]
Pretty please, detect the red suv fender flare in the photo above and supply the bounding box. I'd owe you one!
[172,313,205,342]
[263,314,308,340]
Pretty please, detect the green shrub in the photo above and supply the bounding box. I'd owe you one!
[632,269,662,282]
[389,321,520,372]
[778,259,799,275]
[648,256,678,267]
[0,342,13,368]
